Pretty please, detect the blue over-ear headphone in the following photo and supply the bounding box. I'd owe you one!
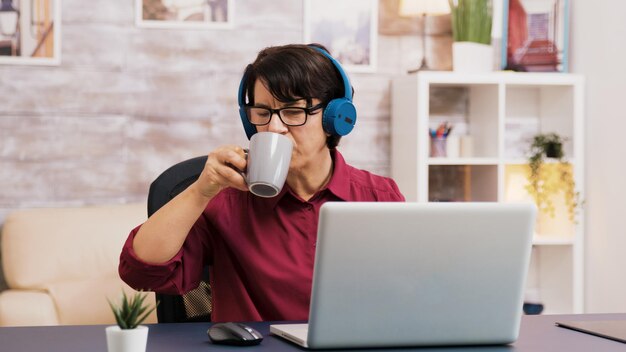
[237,46,357,140]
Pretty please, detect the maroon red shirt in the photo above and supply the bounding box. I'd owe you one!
[119,150,405,322]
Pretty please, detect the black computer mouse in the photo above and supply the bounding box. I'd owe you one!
[207,322,264,346]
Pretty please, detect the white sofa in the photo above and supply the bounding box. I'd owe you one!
[0,203,157,326]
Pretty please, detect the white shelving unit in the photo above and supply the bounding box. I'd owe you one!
[391,71,585,314]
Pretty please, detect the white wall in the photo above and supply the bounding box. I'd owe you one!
[571,0,626,312]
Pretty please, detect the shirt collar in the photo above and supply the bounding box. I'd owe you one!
[262,149,353,208]
[324,149,352,201]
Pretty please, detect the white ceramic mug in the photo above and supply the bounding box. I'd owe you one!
[245,132,293,198]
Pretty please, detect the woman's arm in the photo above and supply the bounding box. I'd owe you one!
[131,145,248,264]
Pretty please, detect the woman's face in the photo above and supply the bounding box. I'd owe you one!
[252,79,329,172]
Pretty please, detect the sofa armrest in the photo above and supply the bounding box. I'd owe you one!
[0,290,59,327]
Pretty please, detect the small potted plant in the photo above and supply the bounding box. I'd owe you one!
[525,133,581,222]
[106,290,157,352]
[448,0,494,72]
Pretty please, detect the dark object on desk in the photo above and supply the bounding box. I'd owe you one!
[148,155,213,323]
[555,320,626,344]
[523,302,544,315]
[208,322,264,346]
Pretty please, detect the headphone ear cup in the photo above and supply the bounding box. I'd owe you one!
[239,107,257,140]
[322,98,357,137]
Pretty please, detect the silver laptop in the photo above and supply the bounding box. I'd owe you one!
[270,202,536,349]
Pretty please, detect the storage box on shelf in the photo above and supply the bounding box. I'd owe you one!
[391,71,584,314]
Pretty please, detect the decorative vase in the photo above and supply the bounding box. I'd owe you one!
[545,143,563,158]
[452,42,494,73]
[106,325,149,352]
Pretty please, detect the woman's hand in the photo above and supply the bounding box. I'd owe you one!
[194,145,249,199]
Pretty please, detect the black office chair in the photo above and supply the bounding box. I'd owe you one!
[147,155,213,323]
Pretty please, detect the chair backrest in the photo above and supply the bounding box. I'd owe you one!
[147,156,213,323]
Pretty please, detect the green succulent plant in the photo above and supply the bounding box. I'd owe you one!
[525,133,582,222]
[108,290,157,330]
[449,0,493,44]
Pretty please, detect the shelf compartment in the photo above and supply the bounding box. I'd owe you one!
[428,165,497,202]
[428,84,499,159]
[504,85,575,159]
[526,246,574,315]
[504,164,575,239]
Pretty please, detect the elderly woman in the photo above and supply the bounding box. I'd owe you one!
[119,44,404,322]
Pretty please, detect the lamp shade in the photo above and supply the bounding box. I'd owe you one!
[0,0,18,36]
[399,0,450,17]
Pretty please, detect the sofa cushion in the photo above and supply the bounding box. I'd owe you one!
[45,276,157,325]
[0,290,59,326]
[2,203,145,289]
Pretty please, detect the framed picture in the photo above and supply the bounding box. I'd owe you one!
[136,0,233,29]
[0,0,61,66]
[501,0,570,72]
[304,0,378,72]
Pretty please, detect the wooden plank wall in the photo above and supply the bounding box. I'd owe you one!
[0,0,452,290]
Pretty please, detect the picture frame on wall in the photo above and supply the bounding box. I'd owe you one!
[501,0,570,72]
[0,0,61,66]
[136,0,233,29]
[304,0,378,73]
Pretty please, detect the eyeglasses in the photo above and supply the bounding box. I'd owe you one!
[244,103,324,126]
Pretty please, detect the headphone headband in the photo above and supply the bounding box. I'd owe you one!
[310,47,352,103]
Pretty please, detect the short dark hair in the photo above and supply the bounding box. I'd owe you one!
[242,43,352,149]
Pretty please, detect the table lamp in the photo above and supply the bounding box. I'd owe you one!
[398,0,450,71]
[0,0,18,36]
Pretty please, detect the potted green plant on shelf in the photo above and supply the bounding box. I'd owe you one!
[106,290,157,352]
[525,133,581,222]
[448,0,493,72]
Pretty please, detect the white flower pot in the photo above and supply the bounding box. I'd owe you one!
[452,42,494,73]
[106,325,149,352]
